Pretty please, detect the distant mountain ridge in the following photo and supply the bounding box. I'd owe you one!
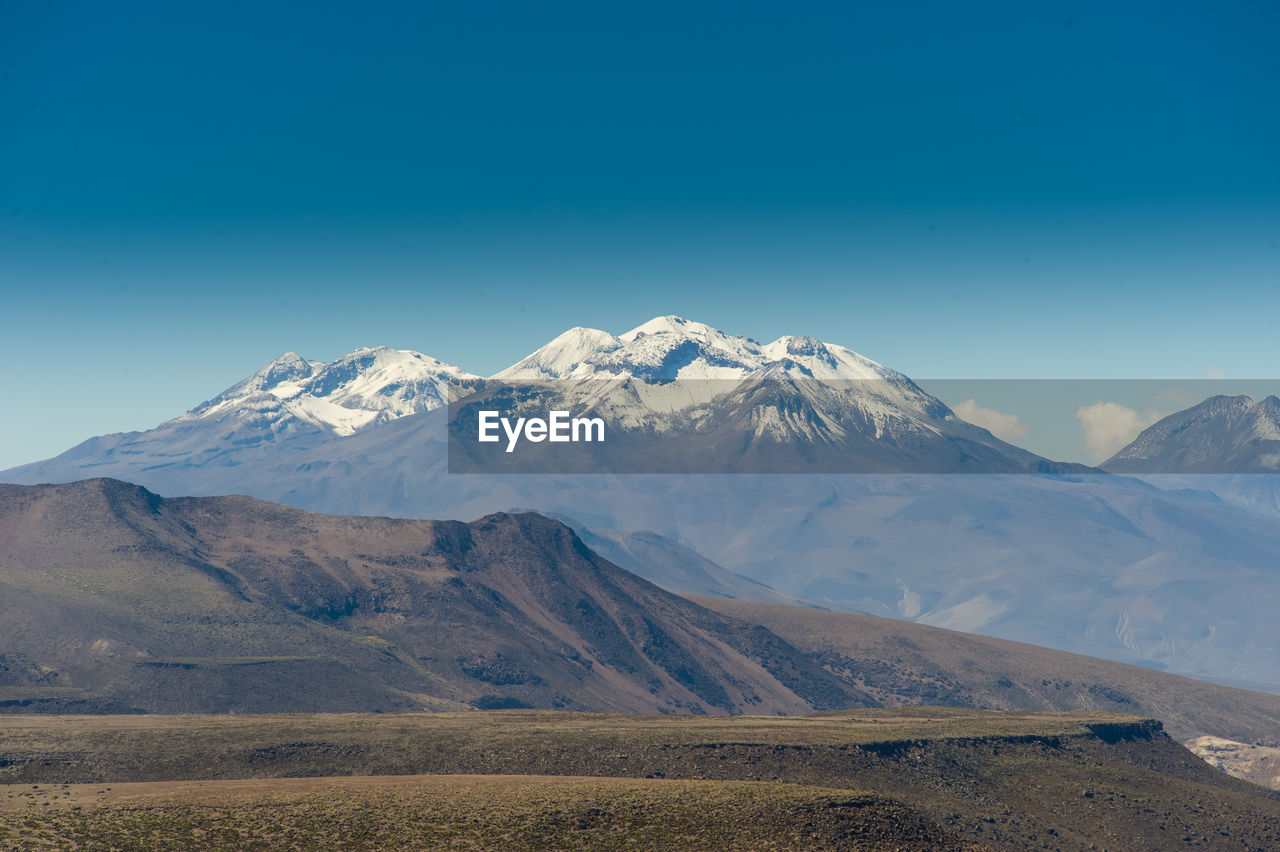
[5,315,1078,481]
[1104,394,1280,473]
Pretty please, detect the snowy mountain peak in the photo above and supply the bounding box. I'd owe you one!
[210,351,323,403]
[495,327,625,381]
[181,346,482,437]
[496,316,902,387]
[619,315,739,343]
[759,336,897,382]
[496,316,759,382]
[1195,394,1254,415]
[316,346,477,385]
[266,350,313,371]
[488,316,952,431]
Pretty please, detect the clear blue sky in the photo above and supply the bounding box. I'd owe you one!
[2,1,1278,469]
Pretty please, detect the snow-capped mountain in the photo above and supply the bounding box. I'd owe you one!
[492,315,950,432]
[1104,394,1280,474]
[5,315,1080,483]
[467,315,1074,473]
[0,345,482,485]
[182,346,483,437]
[491,316,949,434]
[498,315,915,385]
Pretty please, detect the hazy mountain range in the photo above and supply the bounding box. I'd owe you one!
[5,478,1280,749]
[5,316,1280,689]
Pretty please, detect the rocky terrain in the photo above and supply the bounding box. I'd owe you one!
[1186,736,1280,791]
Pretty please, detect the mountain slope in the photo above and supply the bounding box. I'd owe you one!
[1104,394,1280,473]
[0,479,859,715]
[695,596,1280,744]
[570,523,816,607]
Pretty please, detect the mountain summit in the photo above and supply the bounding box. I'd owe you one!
[183,346,482,437]
[495,314,913,385]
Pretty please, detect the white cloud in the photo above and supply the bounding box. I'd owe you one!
[952,398,1030,443]
[1075,401,1155,462]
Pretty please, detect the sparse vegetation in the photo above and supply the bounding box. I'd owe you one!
[2,708,1279,850]
[0,775,982,851]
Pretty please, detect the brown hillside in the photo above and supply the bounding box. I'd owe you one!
[0,479,856,715]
